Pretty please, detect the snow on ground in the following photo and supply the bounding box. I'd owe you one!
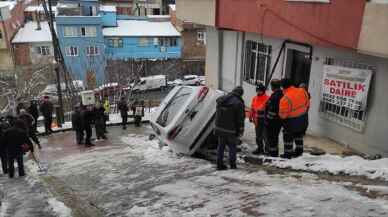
[47,198,72,217]
[267,153,388,181]
[45,132,388,217]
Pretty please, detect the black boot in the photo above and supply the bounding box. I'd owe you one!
[217,164,228,170]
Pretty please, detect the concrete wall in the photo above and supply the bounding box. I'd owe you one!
[213,28,388,156]
[204,27,219,89]
[176,0,215,26]
[104,36,181,60]
[358,3,388,58]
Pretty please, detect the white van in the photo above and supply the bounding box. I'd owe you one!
[132,75,167,92]
[150,86,224,155]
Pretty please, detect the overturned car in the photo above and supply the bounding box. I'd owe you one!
[150,86,224,155]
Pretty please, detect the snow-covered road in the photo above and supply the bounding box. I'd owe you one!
[1,125,388,217]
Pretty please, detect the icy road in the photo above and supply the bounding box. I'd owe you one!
[1,125,388,217]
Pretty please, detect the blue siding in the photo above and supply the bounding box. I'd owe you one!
[101,11,117,27]
[105,37,182,60]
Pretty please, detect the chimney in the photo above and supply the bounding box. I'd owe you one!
[35,11,41,30]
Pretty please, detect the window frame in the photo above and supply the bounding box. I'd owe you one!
[138,37,149,47]
[243,40,272,85]
[63,26,79,37]
[81,26,97,37]
[36,46,50,56]
[197,31,206,44]
[86,46,99,56]
[65,46,79,56]
[108,38,123,48]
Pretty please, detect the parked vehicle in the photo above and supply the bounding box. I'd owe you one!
[182,75,202,86]
[167,79,183,86]
[132,75,167,92]
[150,86,224,155]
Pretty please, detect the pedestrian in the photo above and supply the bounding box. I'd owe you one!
[94,102,107,141]
[3,119,34,178]
[18,109,42,149]
[214,86,245,170]
[16,101,25,115]
[39,96,54,135]
[279,78,310,158]
[132,100,144,127]
[249,83,269,155]
[118,97,129,130]
[0,116,10,175]
[83,105,95,147]
[71,104,85,145]
[103,97,110,133]
[264,79,283,157]
[28,99,40,133]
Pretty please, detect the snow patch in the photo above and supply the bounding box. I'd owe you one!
[47,198,72,217]
[267,153,388,181]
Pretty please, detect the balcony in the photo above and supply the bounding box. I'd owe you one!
[357,2,388,58]
[57,2,98,17]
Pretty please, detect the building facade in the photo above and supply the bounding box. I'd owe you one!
[178,0,388,156]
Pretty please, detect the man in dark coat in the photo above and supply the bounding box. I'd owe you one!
[71,104,85,145]
[214,86,245,170]
[0,117,10,174]
[39,96,54,135]
[94,102,107,140]
[264,79,284,157]
[28,100,39,133]
[118,97,129,130]
[83,106,95,147]
[3,119,34,178]
[18,109,41,149]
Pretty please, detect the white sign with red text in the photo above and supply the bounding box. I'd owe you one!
[321,65,372,111]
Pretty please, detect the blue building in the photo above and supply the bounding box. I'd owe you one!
[55,0,181,87]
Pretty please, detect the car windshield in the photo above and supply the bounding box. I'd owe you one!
[156,87,193,127]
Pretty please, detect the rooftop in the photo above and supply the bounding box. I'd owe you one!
[12,21,54,43]
[103,20,180,37]
[100,5,116,12]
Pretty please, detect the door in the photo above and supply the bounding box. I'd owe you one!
[285,49,311,87]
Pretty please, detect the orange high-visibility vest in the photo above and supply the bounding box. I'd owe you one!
[279,86,310,119]
[250,94,269,124]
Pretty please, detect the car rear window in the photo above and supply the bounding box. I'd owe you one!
[156,87,193,127]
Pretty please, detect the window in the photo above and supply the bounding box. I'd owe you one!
[108,38,123,48]
[197,31,206,44]
[243,40,271,85]
[138,38,149,47]
[159,38,178,47]
[63,26,78,37]
[81,26,97,37]
[86,46,99,56]
[36,46,50,56]
[156,87,193,127]
[65,46,78,56]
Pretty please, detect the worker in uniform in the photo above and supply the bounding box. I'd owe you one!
[264,79,283,157]
[249,83,269,155]
[279,79,310,159]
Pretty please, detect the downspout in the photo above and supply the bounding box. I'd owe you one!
[217,29,223,90]
[233,32,239,87]
[239,32,245,86]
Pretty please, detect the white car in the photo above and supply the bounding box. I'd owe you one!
[182,75,202,86]
[132,75,167,92]
[150,86,224,155]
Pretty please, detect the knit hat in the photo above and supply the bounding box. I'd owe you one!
[232,86,244,97]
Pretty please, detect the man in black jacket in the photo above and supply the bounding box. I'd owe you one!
[264,79,283,157]
[3,119,34,178]
[18,109,41,149]
[83,106,95,147]
[214,86,245,170]
[71,104,85,145]
[0,117,10,174]
[28,100,39,133]
[39,96,54,135]
[118,97,129,130]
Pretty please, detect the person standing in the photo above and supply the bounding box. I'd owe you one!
[0,117,10,175]
[264,79,283,157]
[83,105,95,147]
[214,86,245,170]
[18,109,42,149]
[28,100,40,133]
[279,79,310,159]
[39,96,54,135]
[249,83,269,155]
[16,102,25,115]
[94,102,107,140]
[103,98,110,133]
[3,119,34,178]
[118,97,129,130]
[132,100,145,127]
[71,104,85,145]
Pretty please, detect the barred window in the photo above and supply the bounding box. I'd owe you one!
[36,46,50,56]
[243,40,271,85]
[108,38,123,48]
[86,46,99,56]
[65,46,78,56]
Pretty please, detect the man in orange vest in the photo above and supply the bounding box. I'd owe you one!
[279,79,310,159]
[249,83,269,155]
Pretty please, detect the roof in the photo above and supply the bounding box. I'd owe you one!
[100,5,116,12]
[103,20,180,37]
[0,1,16,10]
[25,5,57,12]
[12,21,54,43]
[169,4,175,11]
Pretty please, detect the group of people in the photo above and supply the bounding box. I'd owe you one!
[215,78,310,170]
[118,97,145,129]
[71,99,110,147]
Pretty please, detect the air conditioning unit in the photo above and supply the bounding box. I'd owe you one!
[160,46,166,52]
